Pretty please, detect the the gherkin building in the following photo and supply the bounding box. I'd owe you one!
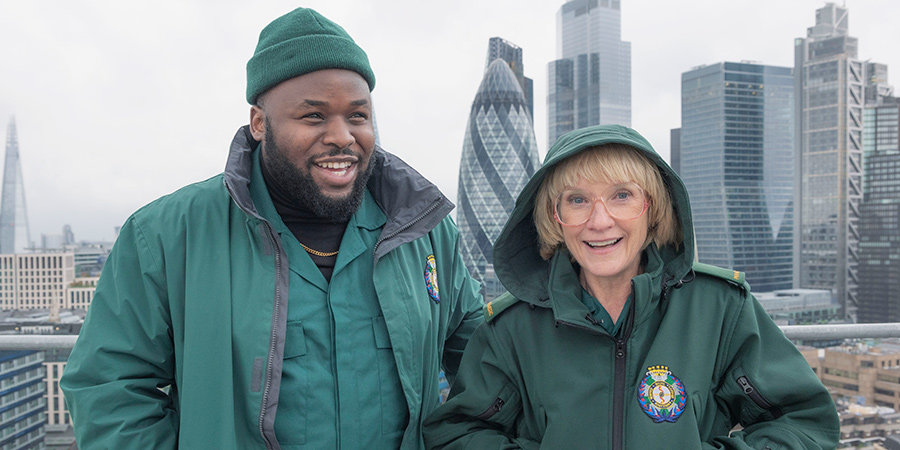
[457,39,540,294]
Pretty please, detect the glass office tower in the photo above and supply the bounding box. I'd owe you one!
[858,94,900,323]
[681,62,794,292]
[794,3,864,320]
[547,0,631,149]
[458,40,540,292]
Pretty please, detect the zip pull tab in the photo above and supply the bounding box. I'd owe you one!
[615,339,626,359]
[736,376,783,419]
[475,397,506,420]
[737,376,754,395]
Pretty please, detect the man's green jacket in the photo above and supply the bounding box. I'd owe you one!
[61,126,484,449]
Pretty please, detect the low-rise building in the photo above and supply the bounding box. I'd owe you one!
[755,289,840,325]
[0,252,75,311]
[43,349,71,428]
[837,404,900,449]
[66,277,98,310]
[821,342,900,410]
[0,310,82,449]
[0,350,46,449]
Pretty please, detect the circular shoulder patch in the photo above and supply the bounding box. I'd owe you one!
[638,365,687,423]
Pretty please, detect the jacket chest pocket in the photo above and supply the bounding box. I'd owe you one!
[275,320,308,445]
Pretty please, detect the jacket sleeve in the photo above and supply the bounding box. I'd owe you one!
[60,216,178,449]
[704,290,840,449]
[424,323,540,450]
[438,220,485,380]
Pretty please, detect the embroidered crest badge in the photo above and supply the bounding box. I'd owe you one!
[424,255,440,304]
[638,365,687,423]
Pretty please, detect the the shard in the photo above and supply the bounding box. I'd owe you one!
[1,117,32,254]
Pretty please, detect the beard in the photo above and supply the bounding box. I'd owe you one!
[261,119,375,222]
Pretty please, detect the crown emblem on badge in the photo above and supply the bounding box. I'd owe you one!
[638,364,687,423]
[647,365,670,382]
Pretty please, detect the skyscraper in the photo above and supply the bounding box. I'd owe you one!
[669,128,681,176]
[0,117,31,254]
[858,77,899,323]
[794,4,864,320]
[681,62,795,292]
[485,37,534,122]
[457,39,540,293]
[547,0,631,149]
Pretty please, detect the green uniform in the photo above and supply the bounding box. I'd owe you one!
[61,126,484,450]
[423,124,839,449]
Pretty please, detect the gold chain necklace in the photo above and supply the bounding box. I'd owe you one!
[300,242,339,257]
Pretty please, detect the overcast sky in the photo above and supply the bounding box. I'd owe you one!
[0,0,898,242]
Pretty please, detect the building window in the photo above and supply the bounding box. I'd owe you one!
[875,388,895,397]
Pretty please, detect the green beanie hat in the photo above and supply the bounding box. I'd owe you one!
[246,8,376,104]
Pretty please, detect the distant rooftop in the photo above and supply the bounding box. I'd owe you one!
[829,339,900,355]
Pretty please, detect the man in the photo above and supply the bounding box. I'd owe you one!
[60,8,483,450]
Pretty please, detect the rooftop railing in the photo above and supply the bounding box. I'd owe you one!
[0,335,78,350]
[2,323,900,350]
[781,323,900,341]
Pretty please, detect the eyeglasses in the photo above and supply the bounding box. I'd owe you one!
[554,182,649,226]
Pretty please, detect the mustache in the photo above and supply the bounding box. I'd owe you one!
[323,147,357,157]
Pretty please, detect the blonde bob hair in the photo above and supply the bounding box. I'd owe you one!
[533,144,681,260]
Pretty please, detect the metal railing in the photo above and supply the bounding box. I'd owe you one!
[781,323,900,341]
[1,323,900,350]
[0,335,77,350]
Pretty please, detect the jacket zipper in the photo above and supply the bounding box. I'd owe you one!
[737,376,783,419]
[373,197,443,263]
[475,398,505,421]
[258,222,282,450]
[225,179,282,450]
[611,336,626,449]
[610,281,635,450]
[561,282,634,450]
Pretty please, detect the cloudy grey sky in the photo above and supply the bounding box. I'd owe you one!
[1,0,898,242]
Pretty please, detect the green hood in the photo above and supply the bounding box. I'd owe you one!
[493,124,695,304]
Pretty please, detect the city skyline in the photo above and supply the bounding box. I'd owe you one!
[1,1,898,242]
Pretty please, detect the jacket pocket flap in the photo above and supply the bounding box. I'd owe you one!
[284,320,307,359]
[372,316,392,349]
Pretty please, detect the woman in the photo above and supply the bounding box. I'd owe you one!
[424,125,839,449]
